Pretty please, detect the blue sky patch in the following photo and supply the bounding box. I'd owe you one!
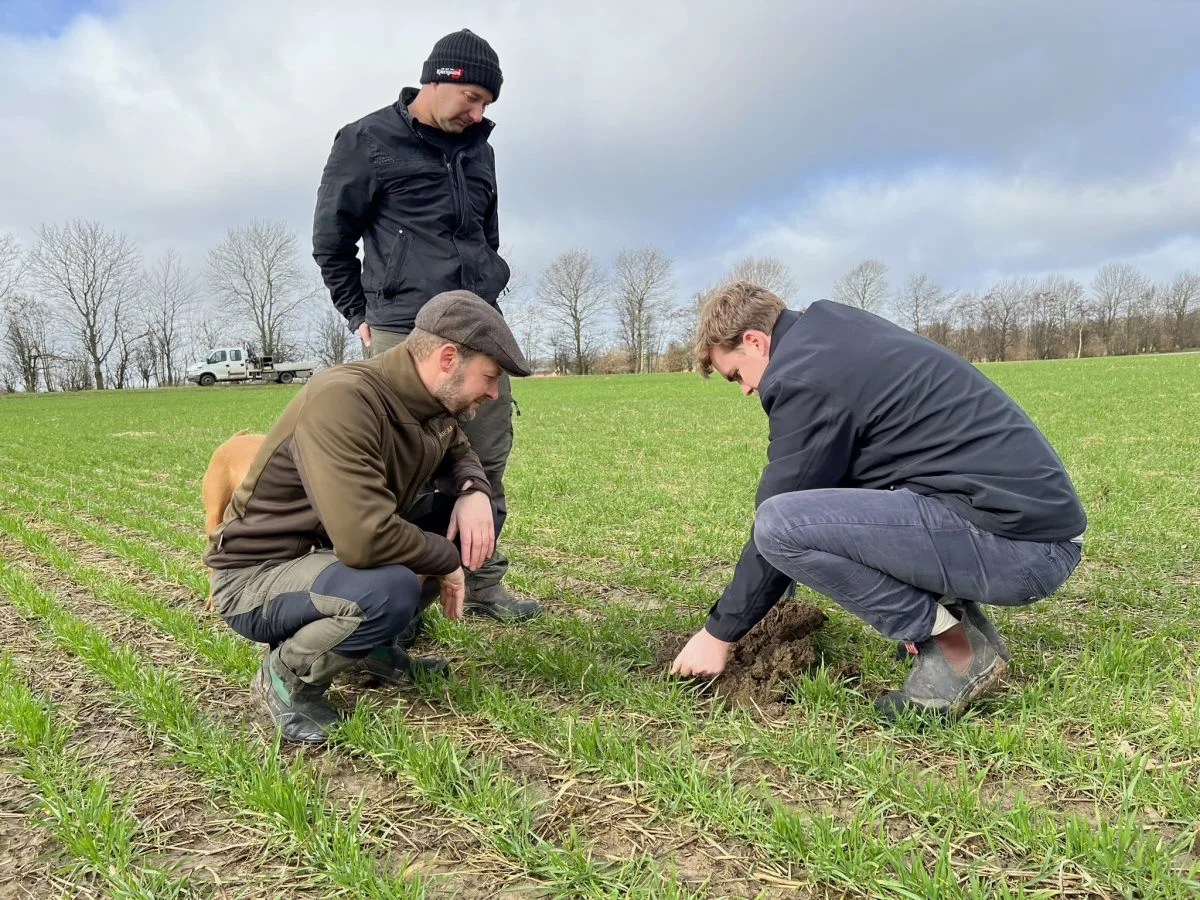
[0,0,113,38]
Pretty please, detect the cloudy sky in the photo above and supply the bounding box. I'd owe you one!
[2,0,1198,310]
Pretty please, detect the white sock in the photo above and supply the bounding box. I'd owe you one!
[930,603,960,636]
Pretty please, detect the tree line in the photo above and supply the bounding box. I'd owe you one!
[2,220,1197,392]
[0,220,353,392]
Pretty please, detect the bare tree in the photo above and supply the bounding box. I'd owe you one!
[722,256,797,301]
[1161,270,1200,351]
[1091,262,1147,356]
[0,233,22,307]
[536,250,608,375]
[611,247,675,373]
[143,249,199,386]
[979,276,1031,361]
[833,259,890,313]
[503,294,543,369]
[110,316,146,389]
[309,304,358,368]
[494,254,543,367]
[2,294,52,392]
[185,309,231,362]
[25,220,142,390]
[1031,273,1086,359]
[134,336,157,388]
[207,220,315,359]
[893,272,950,336]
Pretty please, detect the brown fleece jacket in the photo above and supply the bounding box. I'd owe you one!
[204,343,489,576]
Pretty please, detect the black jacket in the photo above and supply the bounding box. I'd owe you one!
[312,87,510,333]
[706,301,1087,643]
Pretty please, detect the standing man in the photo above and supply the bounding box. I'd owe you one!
[312,28,538,622]
[206,291,533,744]
[672,282,1086,720]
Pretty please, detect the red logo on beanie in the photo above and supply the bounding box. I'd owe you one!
[436,67,464,80]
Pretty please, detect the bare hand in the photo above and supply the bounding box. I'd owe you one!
[357,322,372,348]
[670,628,733,678]
[438,568,465,620]
[446,490,495,571]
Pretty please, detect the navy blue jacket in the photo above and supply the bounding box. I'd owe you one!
[705,301,1087,643]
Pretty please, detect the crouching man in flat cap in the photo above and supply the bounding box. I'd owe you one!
[205,290,531,744]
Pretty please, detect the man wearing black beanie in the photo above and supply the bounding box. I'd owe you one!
[313,29,540,625]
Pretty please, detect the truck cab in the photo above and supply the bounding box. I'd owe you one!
[201,347,248,382]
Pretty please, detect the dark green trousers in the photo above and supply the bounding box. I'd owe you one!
[367,327,513,591]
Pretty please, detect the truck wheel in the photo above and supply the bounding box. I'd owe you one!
[198,373,216,387]
[278,371,295,384]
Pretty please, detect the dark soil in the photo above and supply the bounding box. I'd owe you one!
[656,601,850,710]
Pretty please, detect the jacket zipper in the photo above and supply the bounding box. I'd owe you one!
[443,152,468,286]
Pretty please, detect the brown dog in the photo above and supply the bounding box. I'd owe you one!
[201,430,265,610]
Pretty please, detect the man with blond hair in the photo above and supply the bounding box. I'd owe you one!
[671,282,1086,719]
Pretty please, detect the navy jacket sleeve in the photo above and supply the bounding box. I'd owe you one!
[312,127,377,333]
[704,375,856,642]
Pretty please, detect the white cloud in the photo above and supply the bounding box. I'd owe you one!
[712,147,1200,301]
[0,0,1197,312]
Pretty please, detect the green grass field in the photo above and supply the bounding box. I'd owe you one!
[0,353,1196,898]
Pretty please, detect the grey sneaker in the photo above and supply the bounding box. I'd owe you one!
[361,641,450,685]
[876,615,1007,721]
[251,650,340,744]
[464,584,541,622]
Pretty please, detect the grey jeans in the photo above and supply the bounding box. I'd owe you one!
[366,327,514,591]
[753,488,1082,642]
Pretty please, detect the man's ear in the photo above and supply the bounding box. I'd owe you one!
[437,342,459,373]
[743,329,770,358]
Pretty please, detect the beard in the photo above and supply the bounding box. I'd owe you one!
[433,367,476,423]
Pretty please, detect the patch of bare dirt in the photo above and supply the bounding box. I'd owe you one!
[655,601,857,711]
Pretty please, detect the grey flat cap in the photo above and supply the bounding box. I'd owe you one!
[414,290,532,377]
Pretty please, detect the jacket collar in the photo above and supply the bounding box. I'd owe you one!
[395,86,495,144]
[373,342,451,423]
[758,308,804,407]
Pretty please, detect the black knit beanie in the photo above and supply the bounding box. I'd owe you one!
[420,29,503,101]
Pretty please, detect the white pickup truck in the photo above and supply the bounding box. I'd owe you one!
[186,346,318,386]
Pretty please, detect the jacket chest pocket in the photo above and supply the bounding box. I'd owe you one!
[462,159,496,224]
[376,157,447,194]
[381,229,412,297]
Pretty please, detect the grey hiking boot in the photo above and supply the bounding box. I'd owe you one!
[876,614,1007,721]
[251,650,340,745]
[361,640,450,685]
[894,599,1011,663]
[464,583,541,622]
